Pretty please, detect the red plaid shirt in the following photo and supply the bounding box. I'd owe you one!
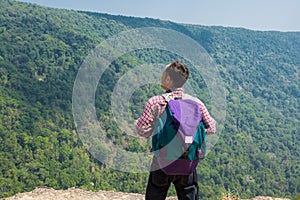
[135,88,216,138]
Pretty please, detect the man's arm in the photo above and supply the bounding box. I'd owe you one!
[135,98,156,138]
[199,102,216,135]
[135,96,165,138]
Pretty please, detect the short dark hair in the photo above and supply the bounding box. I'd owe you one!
[165,61,189,88]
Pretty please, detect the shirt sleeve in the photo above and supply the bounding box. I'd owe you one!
[199,101,217,135]
[135,97,159,138]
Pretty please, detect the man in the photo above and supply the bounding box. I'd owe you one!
[135,61,216,200]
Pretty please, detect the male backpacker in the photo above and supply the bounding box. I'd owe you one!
[135,61,216,200]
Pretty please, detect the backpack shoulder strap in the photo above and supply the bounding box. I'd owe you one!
[162,93,174,102]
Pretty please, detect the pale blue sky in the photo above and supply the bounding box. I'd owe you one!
[19,0,300,32]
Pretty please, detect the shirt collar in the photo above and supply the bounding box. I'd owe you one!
[166,88,184,99]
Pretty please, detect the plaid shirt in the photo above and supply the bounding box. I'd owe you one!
[135,88,216,138]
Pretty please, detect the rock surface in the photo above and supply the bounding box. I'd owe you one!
[0,188,177,200]
[0,188,290,200]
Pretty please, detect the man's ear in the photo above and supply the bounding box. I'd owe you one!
[165,75,173,87]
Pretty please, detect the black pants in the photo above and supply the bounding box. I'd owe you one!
[145,159,199,200]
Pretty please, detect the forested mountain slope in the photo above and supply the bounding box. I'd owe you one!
[0,0,299,199]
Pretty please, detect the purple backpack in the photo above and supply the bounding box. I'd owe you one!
[152,94,207,175]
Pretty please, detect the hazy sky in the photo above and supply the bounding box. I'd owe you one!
[18,0,300,32]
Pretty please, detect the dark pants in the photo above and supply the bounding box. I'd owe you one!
[145,159,199,200]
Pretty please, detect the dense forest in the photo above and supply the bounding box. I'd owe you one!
[0,0,299,199]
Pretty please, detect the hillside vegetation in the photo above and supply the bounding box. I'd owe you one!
[0,0,299,199]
